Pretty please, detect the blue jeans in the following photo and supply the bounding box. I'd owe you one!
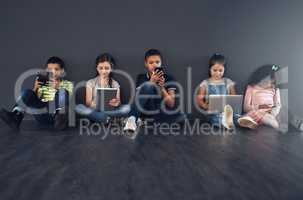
[16,89,69,124]
[129,82,185,123]
[75,104,131,122]
[208,113,241,127]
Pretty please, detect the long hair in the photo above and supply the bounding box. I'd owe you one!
[247,64,280,89]
[95,53,116,88]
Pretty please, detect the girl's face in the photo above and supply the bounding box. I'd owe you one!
[145,55,162,73]
[210,63,225,80]
[47,63,64,80]
[97,61,112,78]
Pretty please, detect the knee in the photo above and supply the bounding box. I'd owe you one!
[56,89,69,97]
[120,104,131,114]
[20,89,35,98]
[75,104,93,116]
[19,89,36,102]
[138,82,157,94]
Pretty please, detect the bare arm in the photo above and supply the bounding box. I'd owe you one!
[271,88,281,117]
[243,86,254,113]
[196,86,209,110]
[229,85,237,95]
[85,85,94,107]
[161,88,175,108]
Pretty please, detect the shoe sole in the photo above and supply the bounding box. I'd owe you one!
[238,118,258,129]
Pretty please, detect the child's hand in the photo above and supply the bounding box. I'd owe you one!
[259,104,271,109]
[109,98,120,107]
[34,78,44,92]
[202,102,209,110]
[158,76,165,88]
[150,70,164,84]
[91,101,97,108]
[47,79,60,89]
[35,80,44,88]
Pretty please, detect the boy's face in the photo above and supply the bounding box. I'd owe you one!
[47,63,64,80]
[145,55,162,73]
[96,61,112,78]
[210,63,225,80]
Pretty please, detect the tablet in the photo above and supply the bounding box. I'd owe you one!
[96,88,118,111]
[208,95,243,114]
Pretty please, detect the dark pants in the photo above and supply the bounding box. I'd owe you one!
[129,82,185,123]
[16,89,69,124]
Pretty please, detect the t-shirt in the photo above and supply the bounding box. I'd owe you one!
[37,79,73,102]
[199,78,235,95]
[243,85,281,116]
[86,76,120,107]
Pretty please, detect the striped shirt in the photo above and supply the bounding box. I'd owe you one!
[37,80,73,102]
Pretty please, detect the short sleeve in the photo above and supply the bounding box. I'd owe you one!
[135,74,147,88]
[165,74,177,91]
[199,80,208,89]
[225,78,235,89]
[86,79,95,89]
[111,79,120,89]
[63,80,74,95]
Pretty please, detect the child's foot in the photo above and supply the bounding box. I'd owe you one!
[123,116,139,139]
[0,108,23,130]
[221,105,234,130]
[238,116,258,129]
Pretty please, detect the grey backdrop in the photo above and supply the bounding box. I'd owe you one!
[1,0,302,118]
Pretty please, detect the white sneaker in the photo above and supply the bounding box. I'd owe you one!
[123,116,138,139]
[221,105,234,130]
[238,116,258,129]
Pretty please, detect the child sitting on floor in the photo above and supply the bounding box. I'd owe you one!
[238,65,281,129]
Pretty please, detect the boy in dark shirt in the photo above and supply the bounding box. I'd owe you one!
[124,49,183,135]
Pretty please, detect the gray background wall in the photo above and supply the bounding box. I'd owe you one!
[1,0,302,117]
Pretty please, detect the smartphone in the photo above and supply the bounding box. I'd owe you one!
[155,66,164,73]
[37,71,52,85]
[154,66,168,80]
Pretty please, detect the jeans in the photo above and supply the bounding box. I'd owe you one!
[15,89,69,124]
[208,113,241,127]
[75,104,131,122]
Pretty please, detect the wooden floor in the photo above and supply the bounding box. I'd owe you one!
[0,121,303,200]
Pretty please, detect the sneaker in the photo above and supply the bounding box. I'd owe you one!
[54,113,68,131]
[221,105,234,130]
[123,116,138,139]
[238,116,258,129]
[0,108,23,130]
